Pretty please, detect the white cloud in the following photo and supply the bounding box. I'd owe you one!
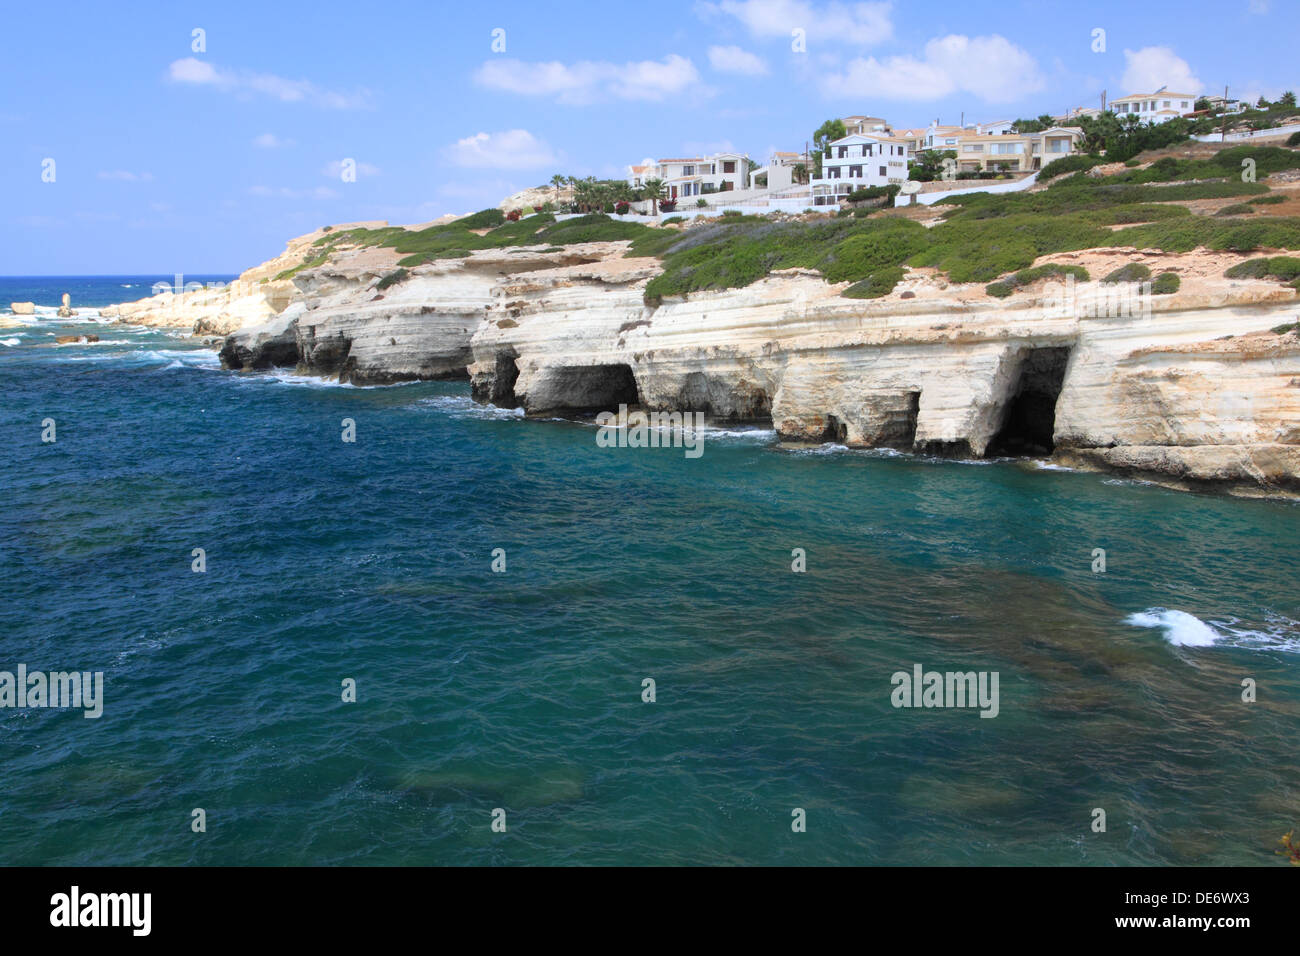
[1120,47,1203,95]
[444,130,559,170]
[474,55,701,104]
[701,0,893,46]
[321,159,381,178]
[822,34,1044,102]
[708,45,769,75]
[1248,0,1269,13]
[166,57,369,109]
[252,133,293,148]
[97,170,154,182]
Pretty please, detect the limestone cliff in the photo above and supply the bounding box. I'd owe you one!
[106,224,1300,497]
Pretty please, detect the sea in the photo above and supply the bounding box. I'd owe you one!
[1,275,1297,865]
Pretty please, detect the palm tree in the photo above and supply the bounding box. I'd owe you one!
[550,174,566,205]
[640,177,665,214]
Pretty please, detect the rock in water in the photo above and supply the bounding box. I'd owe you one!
[56,293,74,318]
[10,302,35,315]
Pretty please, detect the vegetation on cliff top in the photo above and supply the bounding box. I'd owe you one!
[294,143,1300,304]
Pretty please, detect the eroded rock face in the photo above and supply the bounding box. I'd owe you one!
[115,221,1300,496]
[468,261,1300,495]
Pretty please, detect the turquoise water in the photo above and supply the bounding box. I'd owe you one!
[1,281,1298,866]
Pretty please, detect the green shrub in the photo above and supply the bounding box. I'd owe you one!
[1267,256,1300,280]
[1225,255,1300,280]
[1225,258,1273,278]
[1270,320,1300,334]
[375,268,409,291]
[841,266,905,298]
[983,263,1090,297]
[1039,154,1103,179]
[1120,217,1300,254]
[1248,194,1287,205]
[1216,203,1256,216]
[1151,271,1181,294]
[275,251,329,280]
[1124,159,1141,168]
[458,208,506,229]
[1102,263,1152,283]
[1287,132,1300,147]
[822,221,929,282]
[660,217,683,226]
[537,214,652,245]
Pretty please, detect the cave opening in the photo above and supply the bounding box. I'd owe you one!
[540,363,641,414]
[491,350,520,406]
[677,371,773,424]
[880,391,921,449]
[987,347,1071,457]
[821,414,848,443]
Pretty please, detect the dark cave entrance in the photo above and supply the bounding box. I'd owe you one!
[472,349,521,406]
[491,350,520,406]
[880,391,921,449]
[987,347,1071,457]
[544,363,641,414]
[821,414,848,443]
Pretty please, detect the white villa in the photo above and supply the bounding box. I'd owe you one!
[949,127,1084,172]
[812,132,910,204]
[626,152,752,201]
[1203,95,1247,114]
[749,150,804,191]
[1109,88,1197,124]
[626,160,657,189]
[841,114,890,136]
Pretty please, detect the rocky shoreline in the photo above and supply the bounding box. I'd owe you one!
[102,220,1300,497]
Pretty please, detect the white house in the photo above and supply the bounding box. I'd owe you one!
[1109,88,1197,124]
[924,123,968,150]
[842,114,890,136]
[647,152,751,201]
[626,159,657,189]
[749,150,804,191]
[812,133,910,204]
[1204,95,1247,114]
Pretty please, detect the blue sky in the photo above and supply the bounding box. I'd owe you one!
[3,0,1295,273]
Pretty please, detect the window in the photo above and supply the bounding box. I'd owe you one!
[723,161,736,173]
[1163,100,1171,108]
[849,165,862,178]
[1181,101,1189,108]
[683,165,694,176]
[879,166,886,177]
[837,146,847,158]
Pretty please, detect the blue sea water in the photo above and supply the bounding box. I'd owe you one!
[1,276,1297,866]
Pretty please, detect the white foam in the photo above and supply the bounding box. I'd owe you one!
[141,348,222,369]
[1125,608,1222,646]
[414,395,526,418]
[255,369,417,389]
[1124,607,1300,653]
[0,337,20,347]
